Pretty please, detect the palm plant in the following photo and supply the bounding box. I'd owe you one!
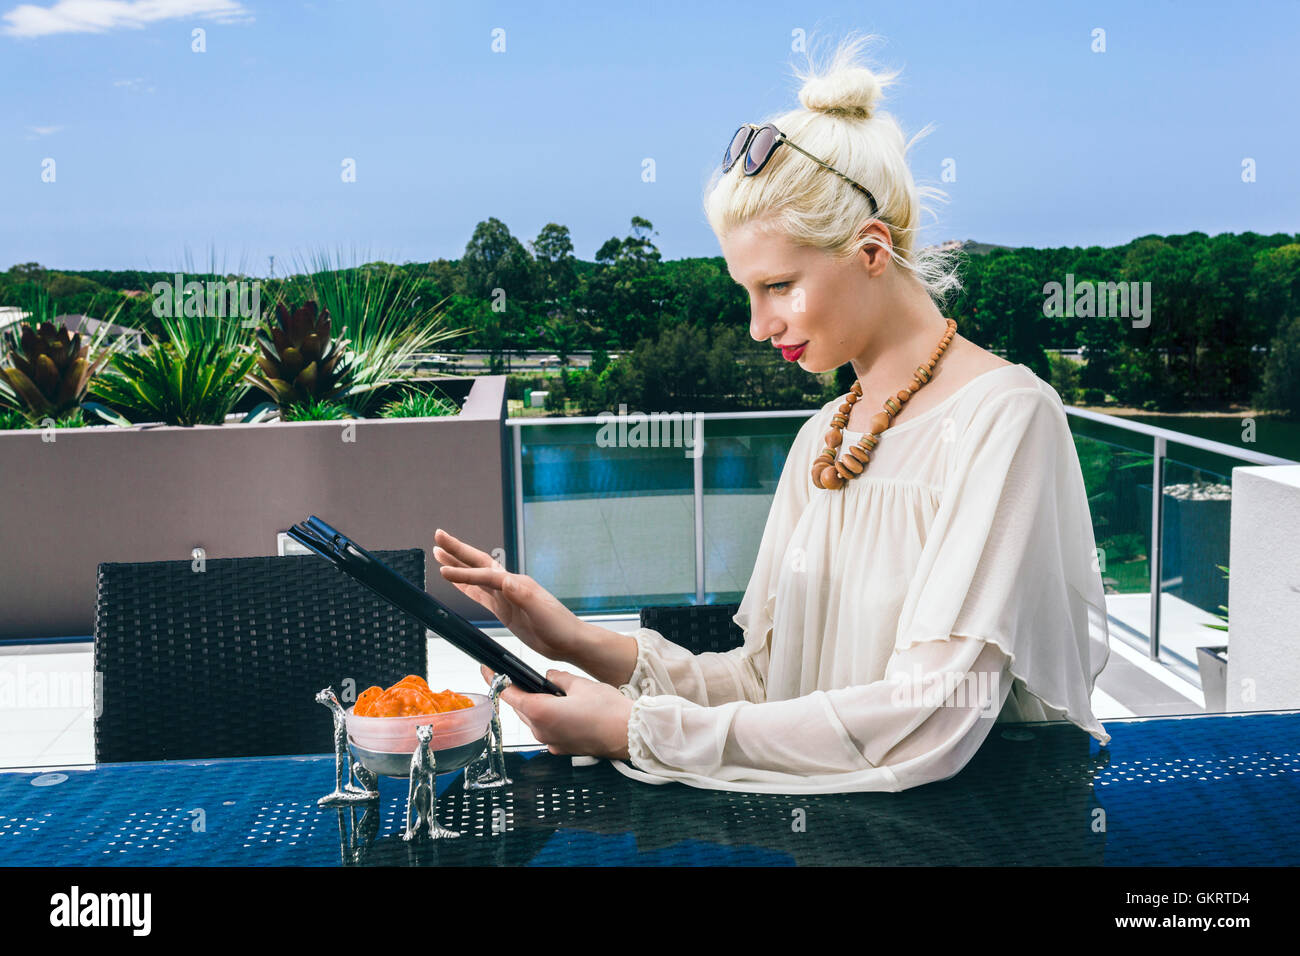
[88,283,256,426]
[290,250,472,416]
[245,300,358,410]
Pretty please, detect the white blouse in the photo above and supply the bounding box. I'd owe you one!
[612,363,1112,794]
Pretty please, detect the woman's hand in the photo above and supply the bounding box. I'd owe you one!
[484,664,633,760]
[434,528,583,662]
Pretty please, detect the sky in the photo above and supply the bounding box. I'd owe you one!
[1,0,1297,274]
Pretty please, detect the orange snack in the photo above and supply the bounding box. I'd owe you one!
[353,675,474,717]
[353,685,384,717]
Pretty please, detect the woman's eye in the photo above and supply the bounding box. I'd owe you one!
[767,282,790,293]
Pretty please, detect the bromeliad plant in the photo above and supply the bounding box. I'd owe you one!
[0,321,115,425]
[245,300,359,411]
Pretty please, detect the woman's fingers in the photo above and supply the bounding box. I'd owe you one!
[438,564,509,587]
[431,544,471,570]
[434,529,503,571]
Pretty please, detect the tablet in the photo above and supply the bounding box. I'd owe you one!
[286,516,565,697]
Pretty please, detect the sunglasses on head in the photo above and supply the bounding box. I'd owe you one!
[722,123,879,217]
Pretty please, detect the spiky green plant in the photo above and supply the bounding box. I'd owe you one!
[379,385,460,419]
[288,250,472,416]
[281,397,354,421]
[245,300,358,409]
[88,290,256,426]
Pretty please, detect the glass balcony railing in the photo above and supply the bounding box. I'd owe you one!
[507,406,1296,682]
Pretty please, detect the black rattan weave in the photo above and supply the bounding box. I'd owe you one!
[639,602,745,654]
[93,551,426,763]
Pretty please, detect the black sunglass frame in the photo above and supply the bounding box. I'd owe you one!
[722,123,880,217]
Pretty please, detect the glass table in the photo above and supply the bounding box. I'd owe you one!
[2,711,1297,866]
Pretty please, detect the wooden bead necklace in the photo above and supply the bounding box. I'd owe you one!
[812,318,958,490]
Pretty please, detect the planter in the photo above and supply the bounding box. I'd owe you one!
[1196,645,1228,712]
[0,376,512,640]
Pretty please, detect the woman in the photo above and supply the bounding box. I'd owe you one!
[434,33,1111,794]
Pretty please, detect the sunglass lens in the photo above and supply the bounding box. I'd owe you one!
[745,125,778,174]
[723,126,750,172]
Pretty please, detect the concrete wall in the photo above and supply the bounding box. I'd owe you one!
[1226,465,1300,712]
[0,376,512,639]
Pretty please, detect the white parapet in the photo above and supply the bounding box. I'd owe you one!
[1227,465,1300,711]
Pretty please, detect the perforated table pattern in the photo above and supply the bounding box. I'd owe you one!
[2,712,1298,866]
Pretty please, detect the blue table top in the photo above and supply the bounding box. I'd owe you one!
[2,711,1299,866]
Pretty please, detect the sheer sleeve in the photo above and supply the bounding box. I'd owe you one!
[614,403,827,708]
[611,633,1015,794]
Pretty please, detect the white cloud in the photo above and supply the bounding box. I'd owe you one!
[25,124,62,137]
[2,0,253,38]
[114,76,155,92]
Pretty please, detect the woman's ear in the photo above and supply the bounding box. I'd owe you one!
[856,220,893,278]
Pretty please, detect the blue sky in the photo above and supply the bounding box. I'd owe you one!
[2,0,1297,273]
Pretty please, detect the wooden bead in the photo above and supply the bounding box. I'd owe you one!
[813,321,955,491]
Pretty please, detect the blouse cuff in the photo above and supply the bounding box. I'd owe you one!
[624,695,656,770]
[616,628,660,701]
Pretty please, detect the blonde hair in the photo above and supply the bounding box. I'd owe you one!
[703,31,961,301]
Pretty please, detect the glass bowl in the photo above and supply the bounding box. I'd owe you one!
[345,692,492,778]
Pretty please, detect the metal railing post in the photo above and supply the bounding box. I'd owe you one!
[512,423,526,576]
[693,414,705,605]
[1149,435,1165,660]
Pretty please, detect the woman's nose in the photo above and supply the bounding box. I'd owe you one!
[749,306,782,343]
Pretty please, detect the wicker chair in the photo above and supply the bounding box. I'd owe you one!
[93,550,426,763]
[638,602,745,654]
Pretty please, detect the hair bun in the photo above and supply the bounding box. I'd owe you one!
[798,67,882,119]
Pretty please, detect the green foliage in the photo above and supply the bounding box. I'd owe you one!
[1046,352,1082,404]
[282,397,354,421]
[288,251,471,415]
[89,301,257,426]
[0,406,30,429]
[378,386,459,419]
[1253,314,1300,418]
